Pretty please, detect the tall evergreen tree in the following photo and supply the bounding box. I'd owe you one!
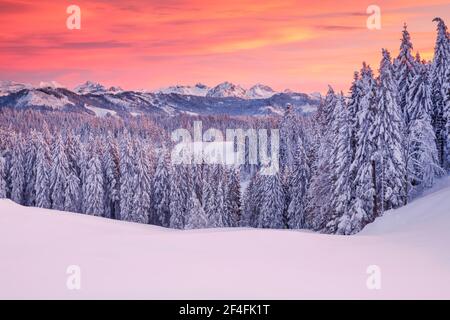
[347,71,363,162]
[35,133,51,209]
[185,191,208,229]
[430,17,450,168]
[240,175,258,227]
[225,167,241,227]
[327,94,352,233]
[103,137,120,219]
[83,152,105,216]
[341,63,378,235]
[279,103,300,171]
[286,140,309,229]
[50,134,69,210]
[64,171,81,213]
[395,23,416,124]
[407,64,442,192]
[0,155,6,199]
[131,145,152,224]
[23,130,38,206]
[444,66,450,169]
[169,165,191,229]
[119,134,135,220]
[305,87,336,230]
[256,171,285,229]
[152,151,171,227]
[10,134,25,205]
[372,49,407,211]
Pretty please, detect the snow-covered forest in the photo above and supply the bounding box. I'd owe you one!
[0,19,449,235]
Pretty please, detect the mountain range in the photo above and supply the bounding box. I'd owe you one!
[0,80,320,117]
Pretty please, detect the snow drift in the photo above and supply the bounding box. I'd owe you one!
[0,176,450,299]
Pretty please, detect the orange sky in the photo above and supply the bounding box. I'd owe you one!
[0,0,449,93]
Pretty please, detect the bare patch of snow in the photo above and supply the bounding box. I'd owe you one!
[1,177,450,299]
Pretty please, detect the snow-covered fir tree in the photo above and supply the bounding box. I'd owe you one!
[152,151,171,227]
[225,166,241,227]
[131,145,152,224]
[430,17,450,168]
[279,103,301,171]
[0,155,6,198]
[10,134,25,205]
[119,133,135,220]
[305,87,336,230]
[371,49,407,211]
[256,171,285,229]
[201,165,218,225]
[185,190,208,229]
[347,71,363,162]
[34,133,51,209]
[394,23,416,124]
[240,175,258,227]
[340,63,378,235]
[286,139,309,229]
[64,170,81,213]
[83,149,105,216]
[50,134,69,211]
[23,131,38,206]
[326,94,353,233]
[103,137,120,219]
[169,162,193,229]
[209,178,227,227]
[444,66,450,168]
[407,63,442,192]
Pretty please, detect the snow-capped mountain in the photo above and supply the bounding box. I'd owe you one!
[206,82,247,98]
[0,80,320,117]
[108,86,124,93]
[157,83,209,96]
[246,84,276,99]
[74,81,107,95]
[39,81,65,89]
[74,81,124,95]
[0,80,32,96]
[158,82,277,99]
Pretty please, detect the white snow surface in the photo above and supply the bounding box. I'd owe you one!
[85,105,117,117]
[157,83,209,96]
[0,81,32,96]
[16,90,74,109]
[1,176,450,299]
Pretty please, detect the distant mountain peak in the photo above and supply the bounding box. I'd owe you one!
[246,84,275,99]
[74,81,108,95]
[0,80,33,96]
[206,82,247,98]
[157,83,210,96]
[39,81,65,89]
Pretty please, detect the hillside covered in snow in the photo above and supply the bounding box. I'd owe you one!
[1,176,449,299]
[0,80,319,117]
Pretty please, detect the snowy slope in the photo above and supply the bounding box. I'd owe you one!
[246,84,276,99]
[206,82,247,98]
[1,177,449,299]
[0,81,32,96]
[157,83,209,96]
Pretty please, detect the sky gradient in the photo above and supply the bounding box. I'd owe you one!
[0,0,449,93]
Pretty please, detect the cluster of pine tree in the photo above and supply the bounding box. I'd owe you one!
[243,19,449,234]
[0,121,243,229]
[0,19,448,234]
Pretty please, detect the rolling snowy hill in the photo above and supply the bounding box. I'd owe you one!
[1,176,449,299]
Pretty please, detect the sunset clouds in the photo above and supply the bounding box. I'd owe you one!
[0,0,449,92]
